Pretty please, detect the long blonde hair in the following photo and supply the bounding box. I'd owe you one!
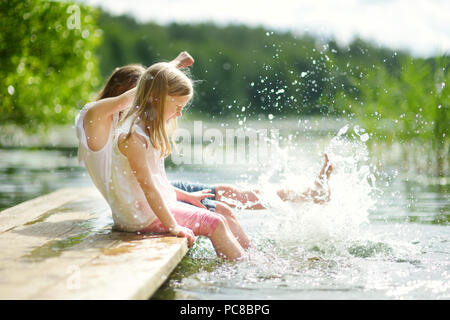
[121,62,193,157]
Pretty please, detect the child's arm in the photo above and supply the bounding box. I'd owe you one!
[118,132,196,247]
[173,187,214,209]
[173,187,190,202]
[169,51,194,69]
[87,51,192,119]
[85,87,136,122]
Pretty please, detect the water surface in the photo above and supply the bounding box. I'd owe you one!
[0,123,448,300]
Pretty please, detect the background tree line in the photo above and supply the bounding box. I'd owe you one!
[1,1,448,175]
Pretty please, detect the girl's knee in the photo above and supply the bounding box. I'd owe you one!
[215,202,235,218]
[212,214,231,235]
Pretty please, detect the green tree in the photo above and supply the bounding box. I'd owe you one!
[343,55,449,175]
[0,0,102,130]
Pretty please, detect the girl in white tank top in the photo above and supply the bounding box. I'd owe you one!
[75,102,118,201]
[108,118,177,231]
[75,65,145,201]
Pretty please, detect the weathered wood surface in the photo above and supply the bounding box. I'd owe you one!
[0,187,188,300]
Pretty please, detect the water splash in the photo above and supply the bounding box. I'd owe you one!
[157,123,449,300]
[244,124,378,256]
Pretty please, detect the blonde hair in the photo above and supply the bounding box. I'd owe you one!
[121,62,193,157]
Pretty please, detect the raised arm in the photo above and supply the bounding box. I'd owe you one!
[82,87,137,151]
[86,51,192,121]
[82,52,193,151]
[169,51,194,69]
[118,132,196,247]
[85,87,136,121]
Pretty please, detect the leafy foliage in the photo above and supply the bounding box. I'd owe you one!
[0,0,101,130]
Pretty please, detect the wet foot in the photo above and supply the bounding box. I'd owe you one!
[312,153,334,203]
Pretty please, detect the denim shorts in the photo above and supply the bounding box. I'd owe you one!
[171,181,217,212]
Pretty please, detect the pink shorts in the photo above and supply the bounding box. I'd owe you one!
[142,201,220,237]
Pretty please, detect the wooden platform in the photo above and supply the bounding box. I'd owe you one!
[0,187,188,300]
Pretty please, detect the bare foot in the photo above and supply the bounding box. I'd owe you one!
[277,154,334,204]
[311,153,334,203]
[319,153,333,180]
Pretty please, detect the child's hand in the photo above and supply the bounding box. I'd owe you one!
[170,225,196,248]
[173,51,194,69]
[184,189,215,209]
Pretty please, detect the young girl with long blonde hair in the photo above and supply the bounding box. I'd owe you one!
[107,62,246,261]
[75,52,191,203]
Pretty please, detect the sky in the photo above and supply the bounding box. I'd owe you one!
[81,0,450,57]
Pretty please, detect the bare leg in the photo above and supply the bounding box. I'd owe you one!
[209,215,246,261]
[214,202,252,249]
[278,153,334,204]
[214,184,266,210]
[215,153,334,208]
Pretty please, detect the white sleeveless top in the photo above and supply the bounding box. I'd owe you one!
[75,103,118,202]
[108,119,177,232]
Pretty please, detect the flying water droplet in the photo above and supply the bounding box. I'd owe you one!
[337,125,349,136]
[360,133,369,142]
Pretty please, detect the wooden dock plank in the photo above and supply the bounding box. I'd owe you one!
[0,187,95,233]
[33,235,187,300]
[0,194,109,264]
[0,187,188,300]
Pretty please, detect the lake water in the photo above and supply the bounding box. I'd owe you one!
[0,121,448,300]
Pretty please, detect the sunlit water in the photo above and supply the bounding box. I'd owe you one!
[0,123,448,300]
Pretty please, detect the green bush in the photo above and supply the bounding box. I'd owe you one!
[0,0,102,130]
